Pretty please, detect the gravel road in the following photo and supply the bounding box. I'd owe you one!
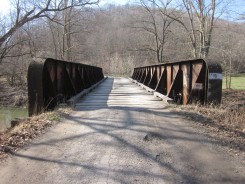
[0,78,244,184]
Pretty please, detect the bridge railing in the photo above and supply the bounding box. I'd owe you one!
[28,58,104,116]
[131,59,222,105]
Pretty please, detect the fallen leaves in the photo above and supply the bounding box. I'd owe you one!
[169,89,245,153]
[0,110,65,161]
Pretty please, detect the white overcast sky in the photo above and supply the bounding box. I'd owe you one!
[0,0,10,14]
[99,0,130,6]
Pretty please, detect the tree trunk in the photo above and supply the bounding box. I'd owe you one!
[228,56,232,89]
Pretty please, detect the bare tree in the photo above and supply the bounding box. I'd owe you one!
[134,0,174,63]
[149,0,223,58]
[182,0,217,58]
[0,0,99,62]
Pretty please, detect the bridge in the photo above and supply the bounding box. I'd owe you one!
[0,59,244,183]
[27,58,222,116]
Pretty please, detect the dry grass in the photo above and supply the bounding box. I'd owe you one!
[0,107,71,161]
[176,103,245,135]
[169,89,245,151]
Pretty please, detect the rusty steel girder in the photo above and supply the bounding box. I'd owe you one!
[131,59,222,105]
[28,58,104,116]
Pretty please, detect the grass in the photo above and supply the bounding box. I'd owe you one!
[170,85,245,150]
[0,106,28,131]
[169,101,245,150]
[222,73,245,90]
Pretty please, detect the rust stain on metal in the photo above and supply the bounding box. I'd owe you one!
[28,58,104,116]
[131,59,222,105]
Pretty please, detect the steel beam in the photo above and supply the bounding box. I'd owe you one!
[131,59,222,105]
[28,58,104,116]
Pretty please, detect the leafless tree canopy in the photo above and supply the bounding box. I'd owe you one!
[0,0,99,60]
[0,0,244,88]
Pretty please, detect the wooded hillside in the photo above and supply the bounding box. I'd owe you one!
[0,0,245,90]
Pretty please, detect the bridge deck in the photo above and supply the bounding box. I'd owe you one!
[76,77,164,108]
[0,77,244,183]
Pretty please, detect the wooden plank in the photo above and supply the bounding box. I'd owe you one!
[75,77,167,109]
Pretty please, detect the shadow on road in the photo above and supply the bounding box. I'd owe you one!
[9,77,245,183]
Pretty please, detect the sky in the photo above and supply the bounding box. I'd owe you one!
[0,0,10,15]
[0,0,244,20]
[0,0,131,15]
[99,0,130,6]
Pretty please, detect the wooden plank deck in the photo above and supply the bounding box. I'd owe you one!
[75,77,165,108]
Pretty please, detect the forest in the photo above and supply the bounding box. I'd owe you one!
[0,0,245,107]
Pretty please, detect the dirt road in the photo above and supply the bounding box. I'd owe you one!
[0,78,244,183]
